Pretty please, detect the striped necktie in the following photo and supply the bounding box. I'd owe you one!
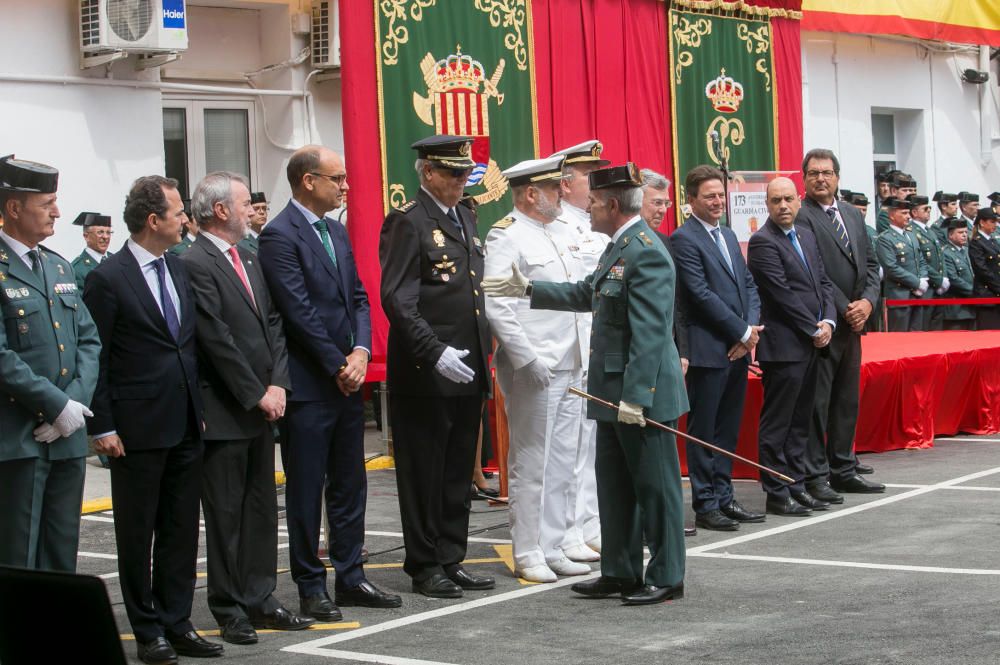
[825,206,853,256]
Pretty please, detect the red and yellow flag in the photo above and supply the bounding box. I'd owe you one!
[802,0,1000,46]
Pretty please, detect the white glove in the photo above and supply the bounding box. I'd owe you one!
[53,399,94,438]
[918,277,929,293]
[33,423,60,443]
[617,401,646,427]
[482,262,530,298]
[940,277,951,293]
[435,346,475,384]
[515,359,553,390]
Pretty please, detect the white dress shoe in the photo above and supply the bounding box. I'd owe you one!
[585,537,602,554]
[516,564,557,583]
[547,557,592,576]
[563,544,601,562]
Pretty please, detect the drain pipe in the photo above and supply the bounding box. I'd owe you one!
[980,45,993,168]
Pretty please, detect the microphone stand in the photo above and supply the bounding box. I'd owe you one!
[714,135,733,228]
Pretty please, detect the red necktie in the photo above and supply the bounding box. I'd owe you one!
[228,246,256,309]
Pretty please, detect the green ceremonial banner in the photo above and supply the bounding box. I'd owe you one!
[669,9,778,223]
[375,0,538,236]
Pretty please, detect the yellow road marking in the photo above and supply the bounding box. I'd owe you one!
[364,455,395,470]
[81,498,113,514]
[493,544,538,585]
[119,622,360,640]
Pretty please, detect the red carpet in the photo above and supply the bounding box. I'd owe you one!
[680,331,1000,479]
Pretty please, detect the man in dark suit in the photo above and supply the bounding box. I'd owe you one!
[259,146,399,620]
[669,165,764,532]
[747,178,836,516]
[182,172,314,645]
[483,163,689,605]
[380,135,494,598]
[796,149,885,502]
[85,175,222,664]
[969,209,1000,329]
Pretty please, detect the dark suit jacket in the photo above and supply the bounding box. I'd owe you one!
[257,201,371,403]
[380,189,491,396]
[669,217,760,369]
[796,197,880,325]
[969,232,1000,296]
[84,245,202,450]
[747,220,835,362]
[181,235,290,441]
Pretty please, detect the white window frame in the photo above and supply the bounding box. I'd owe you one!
[162,96,259,191]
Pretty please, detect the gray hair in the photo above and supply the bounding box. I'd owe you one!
[192,171,250,225]
[641,168,671,191]
[415,158,430,183]
[597,186,643,216]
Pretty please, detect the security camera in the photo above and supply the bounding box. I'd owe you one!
[961,69,990,85]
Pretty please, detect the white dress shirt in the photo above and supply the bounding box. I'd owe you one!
[127,238,182,324]
[0,229,36,269]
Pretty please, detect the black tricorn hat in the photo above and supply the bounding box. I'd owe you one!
[839,189,854,200]
[849,192,870,207]
[943,216,967,231]
[958,191,980,204]
[976,208,998,223]
[72,212,111,227]
[881,197,912,210]
[0,155,58,193]
[250,192,267,205]
[589,162,644,190]
[988,192,1000,206]
[906,194,929,207]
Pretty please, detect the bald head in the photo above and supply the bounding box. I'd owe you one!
[766,177,800,229]
[287,145,348,217]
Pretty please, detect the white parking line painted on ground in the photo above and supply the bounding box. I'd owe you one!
[885,483,1000,492]
[365,530,511,545]
[81,515,115,523]
[935,437,1000,443]
[283,571,596,658]
[687,465,1000,555]
[303,651,459,665]
[78,551,118,560]
[690,552,1000,575]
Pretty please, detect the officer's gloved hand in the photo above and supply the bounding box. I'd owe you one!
[33,423,60,443]
[53,399,94,438]
[918,277,929,293]
[617,401,646,427]
[435,346,475,384]
[938,277,951,294]
[516,358,552,390]
[482,262,529,298]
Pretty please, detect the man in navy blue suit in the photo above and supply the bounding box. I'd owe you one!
[258,145,401,621]
[669,165,764,532]
[747,178,836,516]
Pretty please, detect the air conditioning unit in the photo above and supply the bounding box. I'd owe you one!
[80,0,189,54]
[311,0,341,69]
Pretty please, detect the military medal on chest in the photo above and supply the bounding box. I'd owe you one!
[433,229,446,248]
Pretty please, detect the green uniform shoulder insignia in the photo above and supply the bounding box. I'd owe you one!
[492,216,515,230]
[395,199,417,213]
[638,231,653,246]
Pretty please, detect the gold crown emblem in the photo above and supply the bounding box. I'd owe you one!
[434,47,486,92]
[705,69,744,114]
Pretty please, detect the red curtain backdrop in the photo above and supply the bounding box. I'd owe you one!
[532,0,674,218]
[338,0,804,371]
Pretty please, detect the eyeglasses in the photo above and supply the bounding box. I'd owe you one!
[433,165,474,179]
[310,172,348,186]
[649,198,672,208]
[805,170,837,179]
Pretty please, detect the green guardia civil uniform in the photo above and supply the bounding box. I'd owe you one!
[0,237,101,570]
[941,241,976,327]
[863,224,884,332]
[168,234,195,255]
[530,217,689,588]
[877,226,929,331]
[912,222,946,330]
[70,249,110,290]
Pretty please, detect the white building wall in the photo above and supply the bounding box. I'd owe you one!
[0,0,344,258]
[803,31,1000,226]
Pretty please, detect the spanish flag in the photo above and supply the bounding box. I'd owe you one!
[802,0,1000,46]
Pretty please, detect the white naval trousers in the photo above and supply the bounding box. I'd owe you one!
[496,358,583,569]
[563,371,601,549]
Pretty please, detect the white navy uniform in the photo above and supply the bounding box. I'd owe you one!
[485,207,590,571]
[554,201,609,552]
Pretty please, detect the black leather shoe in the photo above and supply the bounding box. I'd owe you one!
[221,617,258,645]
[855,462,874,475]
[412,573,463,598]
[684,526,697,537]
[570,576,641,598]
[766,496,813,516]
[361,546,370,564]
[695,509,740,531]
[791,490,830,511]
[446,566,496,590]
[250,606,316,630]
[299,592,343,621]
[472,483,500,500]
[336,580,403,608]
[621,583,684,606]
[831,474,885,494]
[137,637,178,665]
[806,482,844,504]
[720,500,766,523]
[167,631,223,658]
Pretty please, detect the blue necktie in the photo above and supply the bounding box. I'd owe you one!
[152,258,181,341]
[711,227,735,277]
[447,207,466,242]
[788,228,809,269]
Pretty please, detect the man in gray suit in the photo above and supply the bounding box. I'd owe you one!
[795,149,885,502]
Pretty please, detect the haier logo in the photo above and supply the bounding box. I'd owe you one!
[162,0,186,29]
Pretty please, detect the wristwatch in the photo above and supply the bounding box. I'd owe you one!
[524,282,533,298]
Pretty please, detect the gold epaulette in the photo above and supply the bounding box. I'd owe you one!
[638,231,653,246]
[492,216,515,230]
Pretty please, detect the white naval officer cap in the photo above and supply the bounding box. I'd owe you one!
[549,139,611,166]
[501,155,568,188]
